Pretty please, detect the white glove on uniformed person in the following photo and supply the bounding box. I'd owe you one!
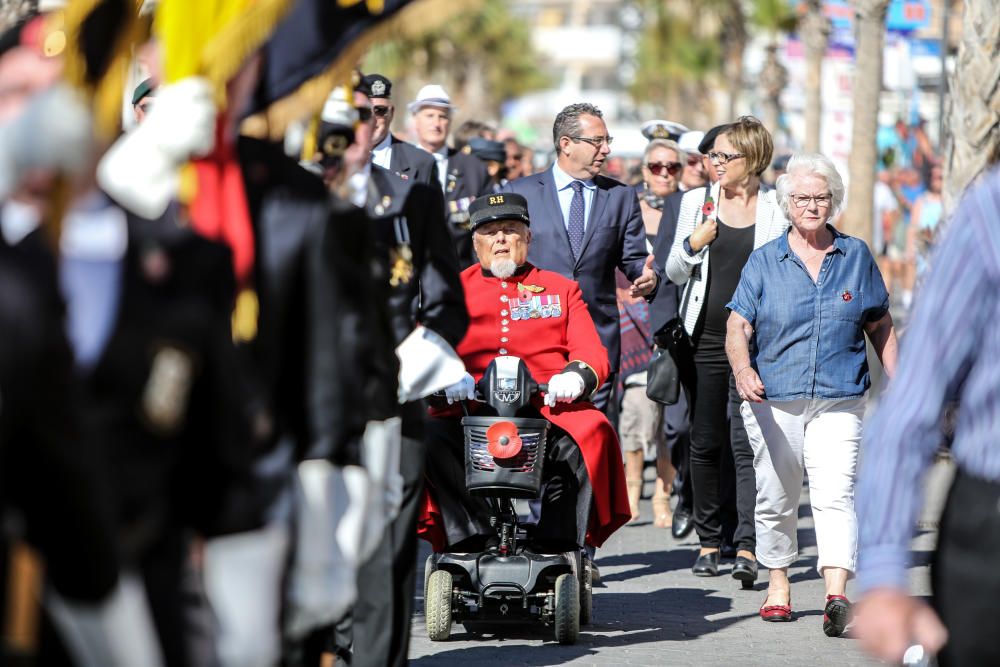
[97,77,217,219]
[544,372,585,407]
[444,372,476,404]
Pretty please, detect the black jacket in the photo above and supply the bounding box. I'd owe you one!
[649,190,686,333]
[389,135,440,186]
[0,244,120,604]
[241,138,397,464]
[368,165,468,349]
[442,148,491,268]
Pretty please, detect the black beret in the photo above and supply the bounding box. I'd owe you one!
[356,73,391,99]
[132,78,156,106]
[469,137,506,163]
[469,193,530,231]
[698,124,730,155]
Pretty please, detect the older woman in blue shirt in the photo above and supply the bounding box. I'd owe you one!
[725,153,898,637]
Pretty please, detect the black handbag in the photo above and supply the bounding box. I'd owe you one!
[647,273,695,405]
[646,345,680,405]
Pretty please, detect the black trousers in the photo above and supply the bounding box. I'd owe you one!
[351,404,426,667]
[932,470,1000,667]
[424,417,591,551]
[679,340,756,552]
[664,390,692,514]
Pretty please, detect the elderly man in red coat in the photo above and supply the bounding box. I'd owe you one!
[419,193,630,554]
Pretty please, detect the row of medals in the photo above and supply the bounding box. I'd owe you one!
[511,300,561,321]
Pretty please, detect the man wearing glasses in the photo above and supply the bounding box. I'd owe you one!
[502,102,660,413]
[358,73,439,187]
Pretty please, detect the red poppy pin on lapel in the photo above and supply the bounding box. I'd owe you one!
[842,290,853,302]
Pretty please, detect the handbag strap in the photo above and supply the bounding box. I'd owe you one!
[676,186,712,324]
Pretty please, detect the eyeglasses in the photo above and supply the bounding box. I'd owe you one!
[647,161,682,177]
[372,105,391,118]
[790,193,833,208]
[686,155,702,166]
[570,135,613,148]
[708,151,745,164]
[356,106,374,122]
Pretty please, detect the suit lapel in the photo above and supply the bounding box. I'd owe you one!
[540,169,573,256]
[575,180,609,266]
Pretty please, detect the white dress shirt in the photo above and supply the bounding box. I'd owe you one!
[371,134,393,170]
[422,145,448,194]
[551,162,596,233]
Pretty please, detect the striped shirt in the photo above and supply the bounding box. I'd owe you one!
[857,167,1000,593]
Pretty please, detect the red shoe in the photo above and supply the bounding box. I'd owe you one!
[823,594,851,637]
[759,593,792,622]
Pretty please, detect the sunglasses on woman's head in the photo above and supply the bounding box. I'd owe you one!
[647,162,682,177]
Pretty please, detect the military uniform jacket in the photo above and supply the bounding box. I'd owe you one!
[502,170,660,373]
[421,263,630,547]
[368,165,468,349]
[73,219,257,555]
[442,149,491,269]
[241,138,399,463]
[388,135,439,186]
[0,244,119,602]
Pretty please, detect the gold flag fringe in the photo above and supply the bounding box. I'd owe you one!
[61,1,150,140]
[198,0,293,103]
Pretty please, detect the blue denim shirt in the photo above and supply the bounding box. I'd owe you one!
[726,225,889,401]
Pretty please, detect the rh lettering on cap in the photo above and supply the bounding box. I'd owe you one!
[488,195,505,205]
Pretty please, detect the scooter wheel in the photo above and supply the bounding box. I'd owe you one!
[423,555,436,601]
[579,558,593,626]
[554,573,580,645]
[425,570,453,641]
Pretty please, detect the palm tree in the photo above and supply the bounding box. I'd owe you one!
[363,0,548,122]
[800,0,830,152]
[841,0,890,246]
[942,0,1000,215]
[750,0,798,137]
[630,1,720,125]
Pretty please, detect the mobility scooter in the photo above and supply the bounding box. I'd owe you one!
[424,356,592,645]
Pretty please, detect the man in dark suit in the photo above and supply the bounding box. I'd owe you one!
[359,73,440,187]
[408,84,491,268]
[311,84,467,667]
[502,102,660,411]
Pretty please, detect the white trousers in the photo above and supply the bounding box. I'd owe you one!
[741,396,865,574]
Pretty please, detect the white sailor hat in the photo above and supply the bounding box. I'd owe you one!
[640,119,689,142]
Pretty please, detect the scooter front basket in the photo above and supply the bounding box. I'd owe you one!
[462,416,548,498]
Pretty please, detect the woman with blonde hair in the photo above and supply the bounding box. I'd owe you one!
[666,117,788,584]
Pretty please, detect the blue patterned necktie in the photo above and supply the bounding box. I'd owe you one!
[567,180,585,259]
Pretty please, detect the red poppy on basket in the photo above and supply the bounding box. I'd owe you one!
[486,421,523,459]
[702,198,716,218]
[842,290,853,302]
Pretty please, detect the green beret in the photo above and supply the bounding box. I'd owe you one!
[132,78,156,106]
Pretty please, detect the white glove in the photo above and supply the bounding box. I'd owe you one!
[395,325,467,403]
[97,77,217,219]
[444,372,476,404]
[544,372,586,407]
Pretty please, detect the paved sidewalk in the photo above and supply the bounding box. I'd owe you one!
[408,460,951,666]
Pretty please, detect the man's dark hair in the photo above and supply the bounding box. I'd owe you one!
[552,103,604,151]
[453,120,495,151]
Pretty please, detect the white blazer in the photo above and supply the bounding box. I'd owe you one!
[666,182,789,336]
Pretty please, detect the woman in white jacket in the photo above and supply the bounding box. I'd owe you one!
[665,117,788,583]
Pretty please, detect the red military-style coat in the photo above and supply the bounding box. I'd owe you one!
[418,262,631,548]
